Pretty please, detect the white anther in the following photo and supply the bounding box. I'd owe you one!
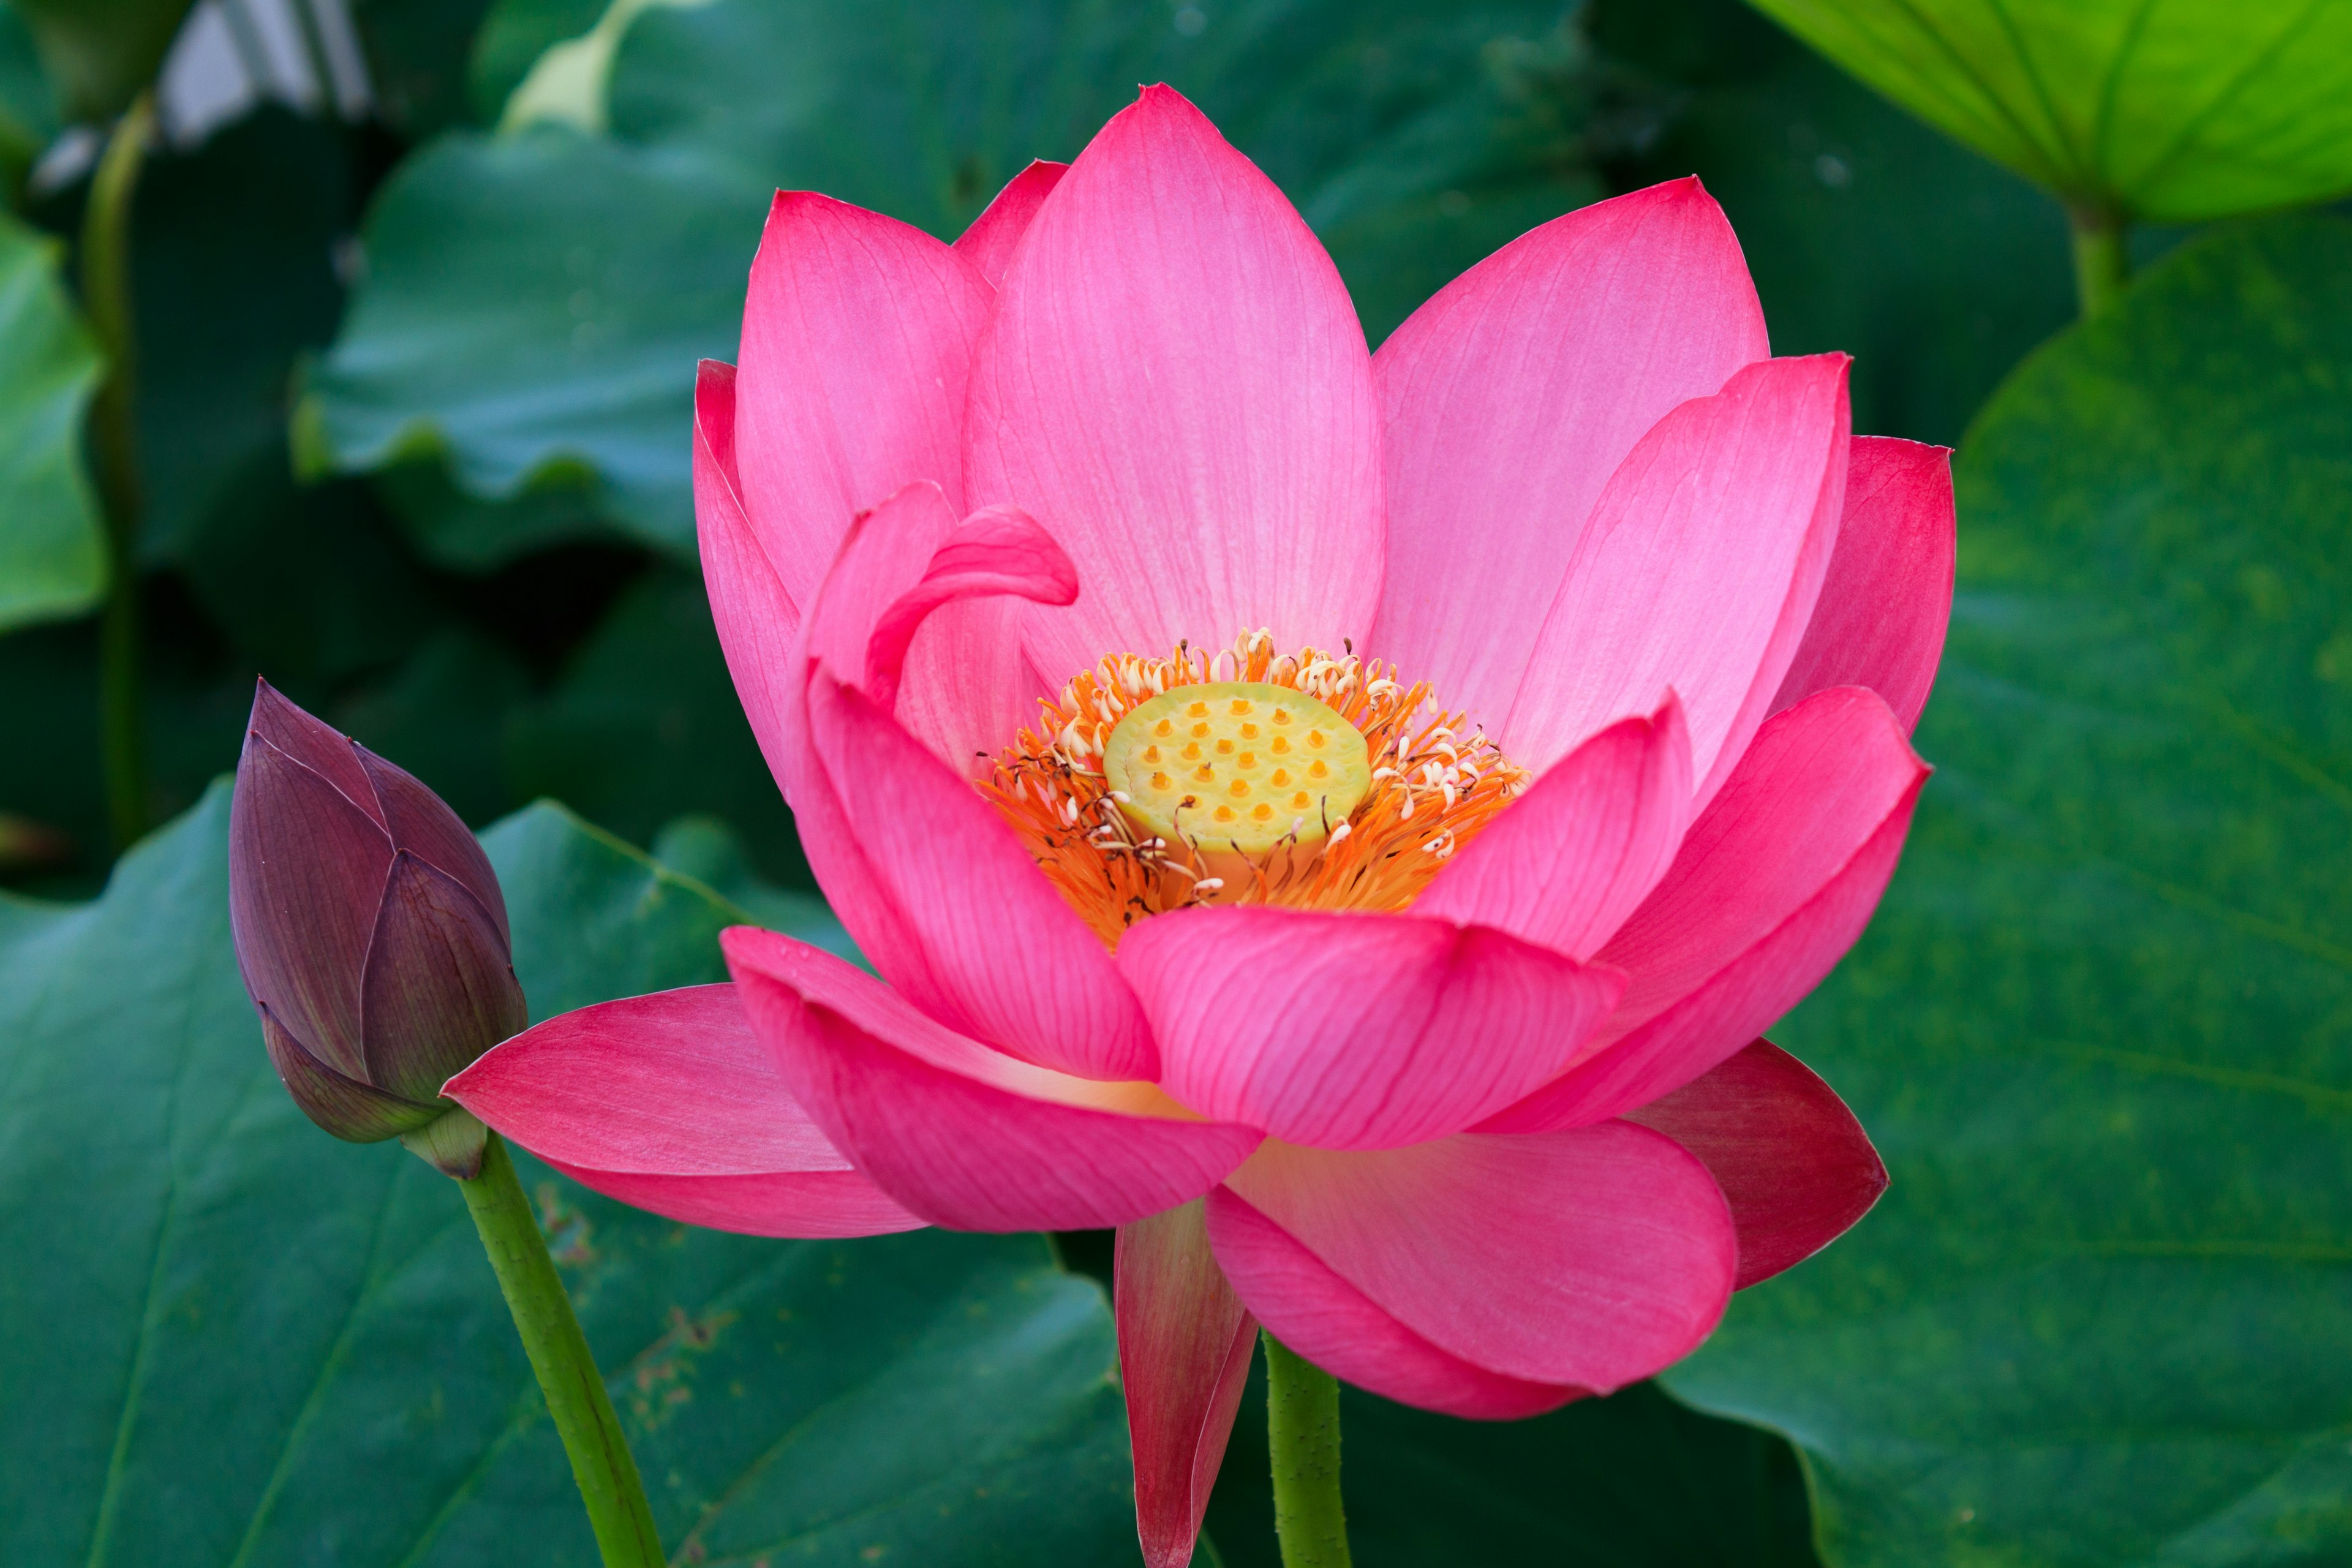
[1329,821,1352,844]
[1193,877,1225,894]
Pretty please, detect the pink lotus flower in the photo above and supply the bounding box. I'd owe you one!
[449,86,1951,1566]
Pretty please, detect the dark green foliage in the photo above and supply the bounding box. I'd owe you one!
[0,790,1134,1567]
[1665,214,2352,1566]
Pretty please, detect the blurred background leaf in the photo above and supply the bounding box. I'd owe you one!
[1743,0,2352,223]
[10,0,194,120]
[296,0,1634,562]
[0,6,59,191]
[0,206,103,632]
[1664,212,2352,1566]
[0,787,1136,1567]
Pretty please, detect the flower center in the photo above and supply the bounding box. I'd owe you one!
[1101,681,1371,856]
[980,631,1531,948]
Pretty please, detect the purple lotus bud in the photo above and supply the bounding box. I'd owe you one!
[230,680,526,1175]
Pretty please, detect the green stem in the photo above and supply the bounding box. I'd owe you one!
[1263,1333,1351,1568]
[82,97,154,853]
[458,1130,665,1568]
[2068,206,2131,320]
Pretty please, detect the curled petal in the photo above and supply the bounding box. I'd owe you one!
[1771,435,1956,733]
[1215,1128,1735,1396]
[862,503,1079,712]
[445,985,924,1239]
[1120,907,1624,1149]
[952,159,1068,287]
[1117,1200,1257,1568]
[726,929,1259,1232]
[1625,1038,1888,1288]
[796,477,1067,775]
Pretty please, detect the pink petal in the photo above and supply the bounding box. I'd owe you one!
[1504,355,1852,807]
[726,928,1261,1232]
[1119,907,1624,1148]
[444,984,925,1239]
[801,673,1156,1080]
[698,359,804,791]
[1415,698,1692,960]
[733,192,993,615]
[967,85,1382,680]
[1771,435,1956,733]
[1117,1200,1257,1568]
[1205,1185,1578,1420]
[1481,686,1928,1131]
[867,504,1080,696]
[793,477,1064,775]
[953,160,1068,287]
[1216,1128,1735,1393]
[1370,178,1768,729]
[1625,1038,1887,1289]
[776,480,1144,1077]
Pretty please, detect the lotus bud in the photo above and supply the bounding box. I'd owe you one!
[228,680,526,1177]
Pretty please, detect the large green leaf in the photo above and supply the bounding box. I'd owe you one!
[1663,213,2352,1565]
[1745,0,2352,222]
[0,786,1136,1566]
[297,0,1612,562]
[0,207,103,631]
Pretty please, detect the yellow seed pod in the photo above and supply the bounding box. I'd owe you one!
[1104,681,1370,855]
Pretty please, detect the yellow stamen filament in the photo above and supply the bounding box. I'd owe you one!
[979,629,1531,948]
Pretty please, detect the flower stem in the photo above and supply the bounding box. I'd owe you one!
[1262,1332,1351,1568]
[458,1129,665,1568]
[2068,206,2131,320]
[81,96,154,853]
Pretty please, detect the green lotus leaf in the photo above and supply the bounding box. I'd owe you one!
[1747,0,2352,221]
